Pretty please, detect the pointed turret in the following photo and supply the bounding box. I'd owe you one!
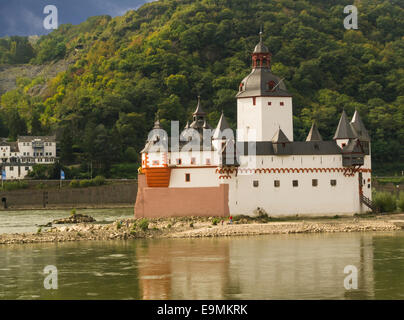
[350,110,370,141]
[306,122,323,142]
[333,110,355,140]
[153,113,161,129]
[213,111,230,140]
[272,127,290,144]
[193,96,205,116]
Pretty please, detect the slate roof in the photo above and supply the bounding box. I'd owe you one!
[342,138,364,154]
[213,112,231,140]
[17,135,56,142]
[236,68,291,98]
[237,141,342,156]
[306,122,323,141]
[271,127,290,143]
[333,111,356,140]
[350,110,370,141]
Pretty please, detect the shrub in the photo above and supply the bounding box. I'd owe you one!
[37,227,42,234]
[212,218,220,225]
[138,218,149,231]
[373,191,396,213]
[93,175,106,186]
[69,180,80,188]
[116,221,122,230]
[189,222,194,228]
[70,208,76,216]
[2,181,28,191]
[397,192,404,212]
[79,179,92,188]
[36,182,46,189]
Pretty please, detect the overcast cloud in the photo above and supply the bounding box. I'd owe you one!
[0,0,149,37]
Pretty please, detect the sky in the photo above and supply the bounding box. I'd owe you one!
[0,0,149,37]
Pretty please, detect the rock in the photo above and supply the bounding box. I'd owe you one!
[53,214,96,224]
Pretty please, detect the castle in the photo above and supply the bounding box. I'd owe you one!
[135,34,372,218]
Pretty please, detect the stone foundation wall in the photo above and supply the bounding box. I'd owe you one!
[0,182,137,209]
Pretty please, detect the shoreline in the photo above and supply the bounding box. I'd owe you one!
[1,214,404,245]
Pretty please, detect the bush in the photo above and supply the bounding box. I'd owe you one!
[79,179,92,188]
[373,191,396,213]
[70,208,76,216]
[397,192,404,212]
[93,175,106,186]
[138,218,149,231]
[212,218,220,225]
[36,182,46,189]
[69,179,80,188]
[2,181,28,191]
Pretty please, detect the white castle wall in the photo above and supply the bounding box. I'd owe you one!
[169,167,219,188]
[237,96,293,142]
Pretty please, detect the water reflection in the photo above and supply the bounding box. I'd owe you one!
[0,232,403,299]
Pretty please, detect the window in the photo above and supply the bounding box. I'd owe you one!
[292,180,298,187]
[185,173,190,182]
[330,179,337,186]
[312,179,318,187]
[205,158,211,165]
[25,167,29,171]
[152,160,160,165]
[10,166,13,171]
[274,180,280,187]
[253,180,259,187]
[176,158,182,165]
[280,101,284,106]
[268,101,272,106]
[367,184,370,189]
[252,97,256,105]
[191,157,196,165]
[341,143,346,148]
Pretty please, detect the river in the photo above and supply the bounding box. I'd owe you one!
[1,231,403,299]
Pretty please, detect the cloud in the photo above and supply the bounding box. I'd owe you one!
[0,0,150,37]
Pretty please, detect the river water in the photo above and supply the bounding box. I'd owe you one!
[0,208,133,234]
[1,230,404,299]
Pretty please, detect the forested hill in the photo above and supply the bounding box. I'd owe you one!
[0,0,403,176]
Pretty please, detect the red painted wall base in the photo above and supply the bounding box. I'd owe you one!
[134,174,230,218]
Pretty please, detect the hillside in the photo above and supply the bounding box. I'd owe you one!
[0,0,403,177]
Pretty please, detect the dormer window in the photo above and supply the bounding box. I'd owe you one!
[267,81,276,91]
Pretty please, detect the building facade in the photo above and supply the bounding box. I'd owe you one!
[0,136,57,180]
[135,34,372,218]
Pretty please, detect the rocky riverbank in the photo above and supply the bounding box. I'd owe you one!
[1,214,403,245]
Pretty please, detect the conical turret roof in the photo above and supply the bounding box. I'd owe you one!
[333,110,355,140]
[306,122,323,141]
[213,112,231,139]
[350,110,370,141]
[253,30,269,53]
[272,127,290,144]
[153,113,161,129]
[193,96,205,116]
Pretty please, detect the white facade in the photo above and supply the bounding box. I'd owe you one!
[237,96,293,142]
[0,136,57,180]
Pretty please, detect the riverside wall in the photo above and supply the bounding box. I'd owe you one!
[0,180,137,210]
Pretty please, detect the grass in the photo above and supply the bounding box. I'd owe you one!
[373,176,404,185]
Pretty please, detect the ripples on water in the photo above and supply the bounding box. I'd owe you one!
[0,231,403,299]
[0,208,133,234]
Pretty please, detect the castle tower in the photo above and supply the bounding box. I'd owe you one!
[333,110,356,149]
[236,31,293,142]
